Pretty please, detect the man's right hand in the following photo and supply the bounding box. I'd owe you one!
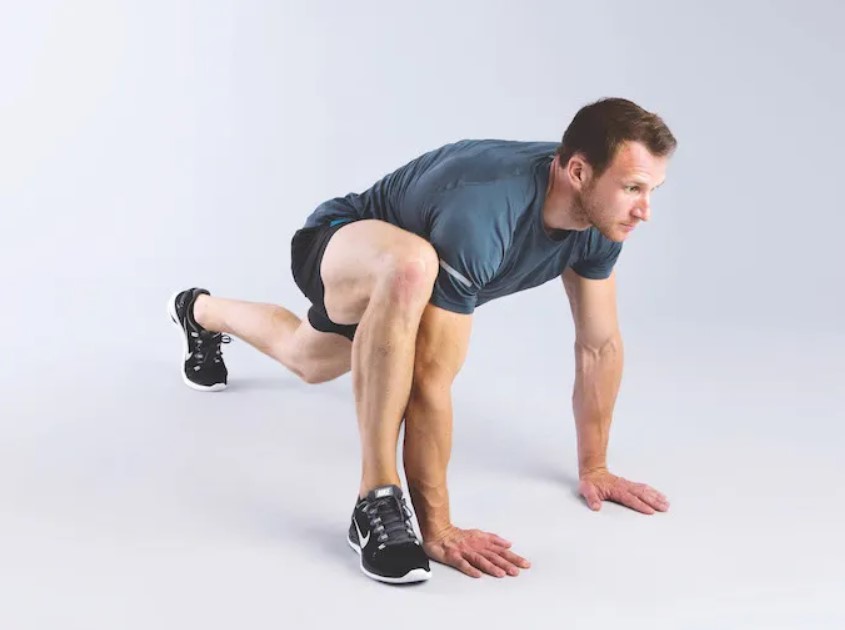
[423,525,531,578]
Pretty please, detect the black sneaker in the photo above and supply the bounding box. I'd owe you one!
[167,288,231,391]
[347,484,431,584]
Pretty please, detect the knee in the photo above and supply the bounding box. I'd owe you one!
[300,368,329,385]
[298,361,347,385]
[381,242,439,305]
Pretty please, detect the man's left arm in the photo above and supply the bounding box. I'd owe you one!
[561,267,670,515]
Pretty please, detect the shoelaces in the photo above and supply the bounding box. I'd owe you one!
[363,496,418,549]
[189,328,231,369]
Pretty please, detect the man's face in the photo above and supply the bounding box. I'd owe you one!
[579,141,669,242]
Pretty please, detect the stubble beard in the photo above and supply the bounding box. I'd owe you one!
[580,192,623,242]
[577,190,603,233]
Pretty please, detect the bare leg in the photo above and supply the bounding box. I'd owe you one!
[186,218,439,501]
[349,262,435,497]
[193,295,352,384]
[319,220,439,498]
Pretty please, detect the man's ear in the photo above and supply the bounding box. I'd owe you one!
[566,153,592,192]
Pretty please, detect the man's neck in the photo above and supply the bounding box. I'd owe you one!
[542,159,591,233]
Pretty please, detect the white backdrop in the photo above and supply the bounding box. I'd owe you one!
[1,1,843,628]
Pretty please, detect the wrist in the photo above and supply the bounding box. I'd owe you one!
[415,508,452,540]
[419,521,454,542]
[406,483,451,540]
[579,462,608,478]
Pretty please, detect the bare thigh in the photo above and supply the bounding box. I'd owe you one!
[320,219,438,325]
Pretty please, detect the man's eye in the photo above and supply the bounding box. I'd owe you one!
[626,186,639,193]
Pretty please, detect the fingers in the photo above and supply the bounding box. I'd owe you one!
[482,531,513,548]
[430,534,531,578]
[581,475,670,515]
[467,551,509,578]
[626,482,670,512]
[637,491,669,511]
[481,550,521,577]
[466,549,531,578]
[639,485,670,511]
[580,483,602,511]
[452,556,483,579]
[441,549,503,579]
[476,532,530,569]
[617,490,655,515]
[497,548,531,569]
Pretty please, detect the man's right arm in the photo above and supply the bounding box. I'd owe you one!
[403,303,530,578]
[403,303,472,540]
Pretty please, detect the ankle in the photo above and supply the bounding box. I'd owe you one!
[359,478,402,500]
[192,294,216,332]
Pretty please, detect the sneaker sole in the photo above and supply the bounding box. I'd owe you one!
[346,536,432,584]
[167,290,227,392]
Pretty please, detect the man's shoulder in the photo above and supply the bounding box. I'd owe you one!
[571,226,624,270]
[409,139,554,201]
[429,138,557,183]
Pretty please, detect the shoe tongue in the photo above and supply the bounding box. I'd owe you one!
[366,484,402,502]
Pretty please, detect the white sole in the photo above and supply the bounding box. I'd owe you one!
[347,536,432,584]
[167,290,227,392]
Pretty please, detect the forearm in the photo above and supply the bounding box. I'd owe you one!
[403,382,453,540]
[572,334,624,475]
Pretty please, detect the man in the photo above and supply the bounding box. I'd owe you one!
[167,97,677,584]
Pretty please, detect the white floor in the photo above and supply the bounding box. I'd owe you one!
[3,0,844,626]
[1,291,843,630]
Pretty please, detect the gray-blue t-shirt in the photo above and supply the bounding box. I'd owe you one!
[304,139,622,314]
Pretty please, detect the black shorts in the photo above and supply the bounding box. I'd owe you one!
[290,219,359,341]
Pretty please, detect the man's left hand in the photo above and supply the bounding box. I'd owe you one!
[578,468,670,514]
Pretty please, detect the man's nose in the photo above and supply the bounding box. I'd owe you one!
[633,194,651,222]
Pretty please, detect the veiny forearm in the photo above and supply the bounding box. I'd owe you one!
[572,334,624,475]
[403,382,453,540]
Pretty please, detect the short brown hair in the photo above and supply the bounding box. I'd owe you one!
[556,97,677,177]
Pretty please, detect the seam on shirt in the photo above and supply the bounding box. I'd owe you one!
[429,294,475,314]
[439,259,474,288]
[572,268,610,280]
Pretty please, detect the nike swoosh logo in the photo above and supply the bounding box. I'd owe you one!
[354,516,370,549]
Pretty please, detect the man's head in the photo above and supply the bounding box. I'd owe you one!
[554,97,677,242]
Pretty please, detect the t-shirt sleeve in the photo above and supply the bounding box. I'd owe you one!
[423,187,508,314]
[569,228,623,279]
